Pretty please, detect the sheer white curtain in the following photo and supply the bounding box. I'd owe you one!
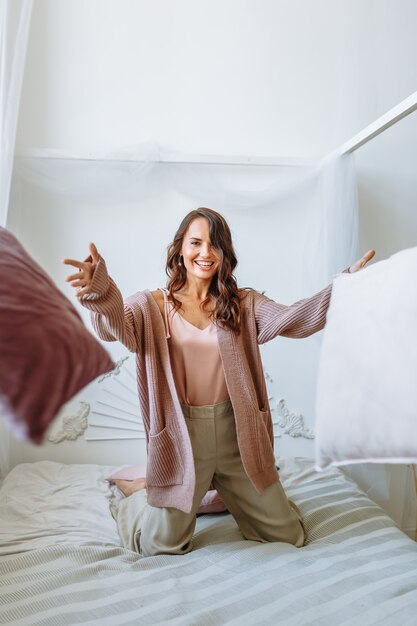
[306,152,360,292]
[14,145,359,292]
[0,0,32,226]
[0,0,33,478]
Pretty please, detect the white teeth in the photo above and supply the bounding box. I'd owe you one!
[195,261,213,267]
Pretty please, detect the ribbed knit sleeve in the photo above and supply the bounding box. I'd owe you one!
[79,257,138,353]
[254,284,332,344]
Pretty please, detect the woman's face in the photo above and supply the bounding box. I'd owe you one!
[180,217,220,282]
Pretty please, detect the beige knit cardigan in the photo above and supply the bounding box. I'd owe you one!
[81,258,332,513]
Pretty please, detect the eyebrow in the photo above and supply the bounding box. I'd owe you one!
[188,236,202,241]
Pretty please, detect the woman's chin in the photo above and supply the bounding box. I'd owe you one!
[186,266,216,280]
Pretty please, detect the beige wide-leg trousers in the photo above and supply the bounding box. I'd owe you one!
[116,400,305,556]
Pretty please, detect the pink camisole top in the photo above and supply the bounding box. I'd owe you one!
[158,288,230,407]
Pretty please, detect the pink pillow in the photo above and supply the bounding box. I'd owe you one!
[107,464,147,481]
[0,227,114,443]
[197,490,228,515]
[107,465,228,515]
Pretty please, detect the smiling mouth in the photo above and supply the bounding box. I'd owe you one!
[194,260,215,270]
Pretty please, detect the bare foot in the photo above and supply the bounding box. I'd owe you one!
[113,477,147,497]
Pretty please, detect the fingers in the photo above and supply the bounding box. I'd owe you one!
[62,258,85,270]
[63,243,100,269]
[363,249,375,264]
[65,271,84,283]
[349,249,376,273]
[69,279,86,289]
[74,286,91,298]
[89,242,100,263]
[63,261,92,296]
[68,273,92,294]
[359,249,376,269]
[63,244,100,297]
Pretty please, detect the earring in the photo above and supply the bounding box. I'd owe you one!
[178,255,183,266]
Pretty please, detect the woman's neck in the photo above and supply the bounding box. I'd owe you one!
[176,277,212,302]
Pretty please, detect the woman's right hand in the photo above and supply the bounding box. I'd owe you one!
[63,242,100,298]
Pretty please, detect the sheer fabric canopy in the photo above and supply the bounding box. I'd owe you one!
[14,144,360,290]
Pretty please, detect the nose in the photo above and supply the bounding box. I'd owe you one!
[200,243,211,257]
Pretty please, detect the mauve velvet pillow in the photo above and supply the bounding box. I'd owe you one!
[0,227,114,443]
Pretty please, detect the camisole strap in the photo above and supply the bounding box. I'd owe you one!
[157,287,171,339]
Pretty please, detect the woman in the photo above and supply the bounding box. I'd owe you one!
[64,207,374,556]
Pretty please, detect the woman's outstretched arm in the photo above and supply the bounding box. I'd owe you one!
[63,242,138,352]
[255,249,375,344]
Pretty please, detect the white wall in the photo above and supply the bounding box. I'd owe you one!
[17,0,417,160]
[16,0,345,158]
[17,0,417,157]
[7,0,417,529]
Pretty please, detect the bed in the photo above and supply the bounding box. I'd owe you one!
[1,457,417,625]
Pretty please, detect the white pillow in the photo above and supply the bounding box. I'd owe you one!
[315,247,417,469]
[0,461,121,554]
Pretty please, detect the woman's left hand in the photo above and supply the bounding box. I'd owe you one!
[348,249,375,273]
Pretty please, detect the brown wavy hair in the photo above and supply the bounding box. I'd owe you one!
[166,208,242,333]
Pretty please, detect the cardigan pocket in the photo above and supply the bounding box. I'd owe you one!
[146,427,184,487]
[255,410,276,470]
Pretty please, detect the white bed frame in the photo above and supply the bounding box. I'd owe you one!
[47,356,314,444]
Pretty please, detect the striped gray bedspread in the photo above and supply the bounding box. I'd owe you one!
[1,457,417,625]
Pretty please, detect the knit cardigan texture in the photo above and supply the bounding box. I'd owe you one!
[81,258,332,513]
